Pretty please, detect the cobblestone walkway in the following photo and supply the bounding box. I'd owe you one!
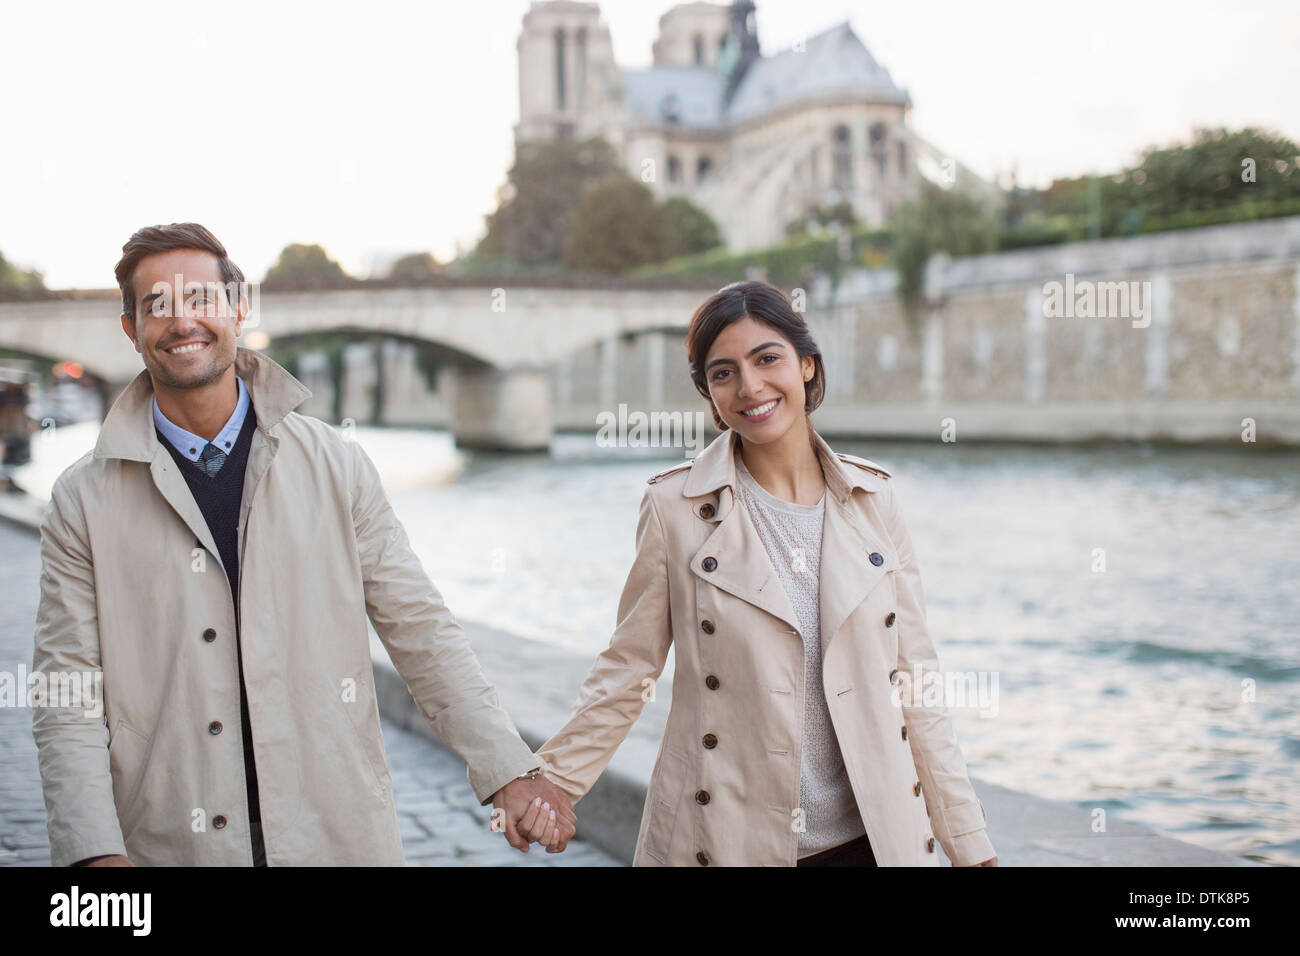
[0,516,619,867]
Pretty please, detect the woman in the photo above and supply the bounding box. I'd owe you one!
[536,281,997,867]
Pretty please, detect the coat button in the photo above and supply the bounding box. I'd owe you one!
[888,668,899,684]
[702,733,718,749]
[203,628,217,643]
[695,789,711,805]
[926,837,936,852]
[209,721,223,735]
[701,619,715,634]
[869,552,884,566]
[698,503,715,519]
[705,675,720,690]
[885,612,896,627]
[213,815,227,829]
[696,850,710,866]
[901,725,908,740]
[701,556,717,572]
[913,781,922,796]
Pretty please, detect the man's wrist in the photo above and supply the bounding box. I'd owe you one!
[482,758,545,805]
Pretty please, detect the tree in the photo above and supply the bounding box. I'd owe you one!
[263,243,352,290]
[474,138,623,269]
[0,250,45,293]
[1037,127,1300,237]
[387,252,442,283]
[563,177,675,272]
[784,199,858,239]
[999,168,1040,230]
[891,180,998,327]
[660,197,723,257]
[1127,126,1300,215]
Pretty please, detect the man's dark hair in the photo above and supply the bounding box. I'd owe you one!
[685,280,826,431]
[114,222,246,322]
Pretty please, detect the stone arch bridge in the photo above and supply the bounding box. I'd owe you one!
[0,285,710,450]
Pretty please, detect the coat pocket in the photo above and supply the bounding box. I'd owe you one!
[340,665,392,801]
[107,720,151,832]
[642,746,690,864]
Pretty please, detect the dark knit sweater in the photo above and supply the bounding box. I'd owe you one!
[155,405,264,864]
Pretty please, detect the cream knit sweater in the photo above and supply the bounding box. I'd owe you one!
[734,449,867,858]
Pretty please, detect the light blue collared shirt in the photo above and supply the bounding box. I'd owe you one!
[152,375,251,462]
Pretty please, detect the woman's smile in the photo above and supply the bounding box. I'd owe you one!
[738,397,780,422]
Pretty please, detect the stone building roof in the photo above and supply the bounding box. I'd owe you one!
[623,66,725,128]
[727,21,909,123]
[622,20,908,130]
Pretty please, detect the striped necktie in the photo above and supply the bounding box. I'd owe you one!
[199,441,228,477]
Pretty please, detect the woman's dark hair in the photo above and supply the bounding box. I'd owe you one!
[685,280,826,430]
[113,222,246,322]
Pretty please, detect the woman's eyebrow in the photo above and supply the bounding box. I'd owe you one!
[705,341,785,370]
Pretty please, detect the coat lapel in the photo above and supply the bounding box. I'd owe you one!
[688,484,803,637]
[150,455,224,565]
[812,429,899,654]
[818,493,897,655]
[682,427,897,648]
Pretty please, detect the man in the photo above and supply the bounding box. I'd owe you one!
[31,222,575,865]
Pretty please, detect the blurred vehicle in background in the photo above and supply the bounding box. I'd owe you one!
[0,366,38,483]
[34,374,101,427]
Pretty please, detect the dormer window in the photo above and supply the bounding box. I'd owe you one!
[554,28,566,111]
[660,93,681,123]
[869,122,888,178]
[832,124,853,191]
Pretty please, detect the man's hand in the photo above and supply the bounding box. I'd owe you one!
[84,855,134,867]
[490,775,577,854]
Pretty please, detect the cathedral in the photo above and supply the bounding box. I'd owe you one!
[515,0,998,252]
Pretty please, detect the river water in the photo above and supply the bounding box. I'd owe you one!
[15,423,1300,865]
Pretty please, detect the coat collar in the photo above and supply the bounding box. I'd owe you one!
[682,426,890,504]
[94,346,312,464]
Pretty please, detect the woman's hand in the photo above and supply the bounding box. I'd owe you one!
[970,855,997,866]
[491,774,577,853]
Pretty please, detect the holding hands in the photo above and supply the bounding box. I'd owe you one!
[490,771,576,854]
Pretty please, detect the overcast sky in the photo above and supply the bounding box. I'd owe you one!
[2,0,1296,289]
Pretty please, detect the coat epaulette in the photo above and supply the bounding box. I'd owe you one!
[647,459,695,484]
[835,453,893,479]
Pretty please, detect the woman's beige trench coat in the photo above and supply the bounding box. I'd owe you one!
[31,347,538,866]
[538,428,996,866]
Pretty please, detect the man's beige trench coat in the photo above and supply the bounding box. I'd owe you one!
[538,427,996,867]
[31,346,537,866]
